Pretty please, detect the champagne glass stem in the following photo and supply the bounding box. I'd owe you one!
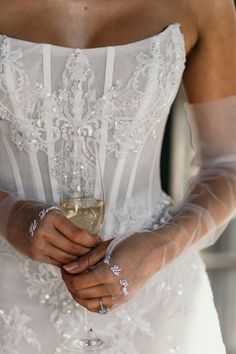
[84,308,91,335]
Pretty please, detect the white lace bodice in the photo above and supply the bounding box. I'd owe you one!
[0,23,227,354]
[0,23,185,239]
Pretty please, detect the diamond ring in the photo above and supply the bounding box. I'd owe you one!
[98,300,110,315]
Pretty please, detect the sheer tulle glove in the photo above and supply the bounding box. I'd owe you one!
[0,193,101,266]
[61,231,172,312]
[63,95,236,312]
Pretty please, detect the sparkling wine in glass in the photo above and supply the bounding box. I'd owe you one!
[59,135,111,351]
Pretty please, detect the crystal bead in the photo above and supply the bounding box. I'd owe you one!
[35,81,43,89]
[152,223,159,229]
[160,217,166,224]
[152,129,157,138]
[36,119,42,128]
[62,332,71,339]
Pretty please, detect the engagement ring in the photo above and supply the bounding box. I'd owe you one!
[98,300,110,315]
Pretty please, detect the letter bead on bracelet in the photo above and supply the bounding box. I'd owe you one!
[29,206,60,237]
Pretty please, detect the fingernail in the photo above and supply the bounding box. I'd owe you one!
[63,262,78,272]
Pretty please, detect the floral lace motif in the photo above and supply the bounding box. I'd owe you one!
[107,192,172,238]
[0,25,185,163]
[0,25,190,353]
[0,305,41,353]
[0,220,203,354]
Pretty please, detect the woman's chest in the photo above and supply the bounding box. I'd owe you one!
[0,0,196,54]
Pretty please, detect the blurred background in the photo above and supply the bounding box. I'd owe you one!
[162,80,236,353]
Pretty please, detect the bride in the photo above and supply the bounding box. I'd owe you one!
[0,0,235,353]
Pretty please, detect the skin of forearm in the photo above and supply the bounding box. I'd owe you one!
[0,190,10,202]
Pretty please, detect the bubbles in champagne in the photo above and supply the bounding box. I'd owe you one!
[60,198,105,235]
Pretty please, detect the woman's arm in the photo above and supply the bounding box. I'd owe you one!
[0,189,20,237]
[183,0,236,102]
[0,187,101,266]
[61,0,236,312]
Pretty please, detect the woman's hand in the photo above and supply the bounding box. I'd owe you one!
[7,199,102,267]
[61,233,169,312]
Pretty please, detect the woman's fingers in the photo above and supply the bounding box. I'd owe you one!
[46,228,91,256]
[46,244,77,264]
[53,214,101,247]
[61,266,109,292]
[72,295,113,313]
[47,257,63,267]
[63,240,111,274]
[70,284,113,299]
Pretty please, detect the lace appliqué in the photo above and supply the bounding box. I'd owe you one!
[18,256,155,354]
[109,192,172,238]
[0,25,185,163]
[0,305,41,353]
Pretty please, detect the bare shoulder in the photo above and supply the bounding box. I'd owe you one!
[192,0,235,35]
[182,0,236,102]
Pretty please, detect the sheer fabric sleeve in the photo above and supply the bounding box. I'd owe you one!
[98,95,236,307]
[107,96,236,256]
[0,189,19,239]
[170,95,236,252]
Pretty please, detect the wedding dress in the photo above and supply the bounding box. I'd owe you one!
[0,23,227,354]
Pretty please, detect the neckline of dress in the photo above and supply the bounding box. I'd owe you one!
[1,22,184,52]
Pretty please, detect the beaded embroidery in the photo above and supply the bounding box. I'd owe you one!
[0,25,185,164]
[0,24,192,354]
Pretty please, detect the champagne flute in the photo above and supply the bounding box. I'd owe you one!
[59,135,111,351]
